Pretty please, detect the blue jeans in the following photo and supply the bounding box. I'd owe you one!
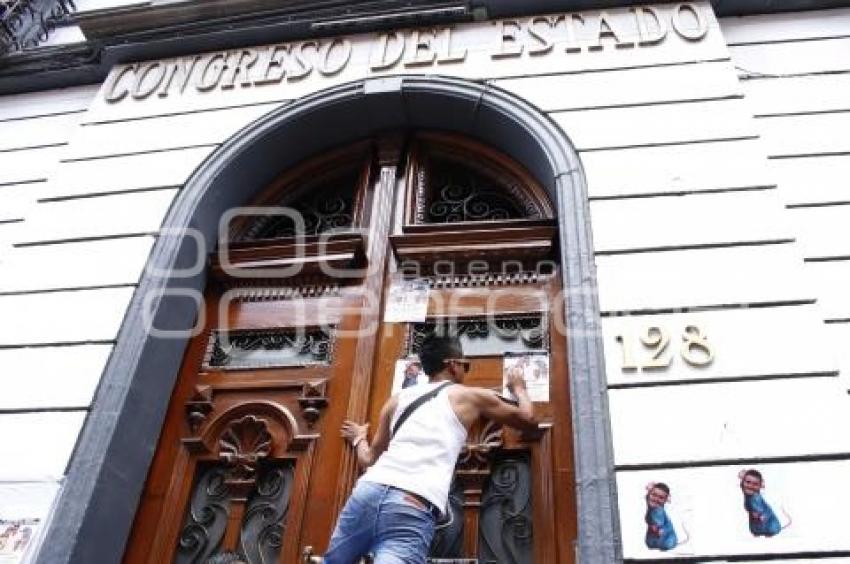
[324,481,437,564]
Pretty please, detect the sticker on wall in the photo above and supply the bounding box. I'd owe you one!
[644,482,690,552]
[392,356,429,393]
[0,518,39,562]
[738,468,792,538]
[502,352,549,402]
[383,278,430,323]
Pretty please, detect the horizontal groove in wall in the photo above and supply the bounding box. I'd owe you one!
[0,479,63,485]
[624,550,850,563]
[82,97,293,126]
[727,33,850,48]
[601,299,817,318]
[14,232,157,248]
[607,371,839,390]
[487,57,731,81]
[0,406,89,415]
[59,143,219,163]
[0,178,46,189]
[38,185,182,203]
[755,108,850,118]
[578,135,760,153]
[588,185,778,201]
[804,256,850,262]
[825,318,850,324]
[547,94,744,114]
[737,68,850,81]
[594,239,794,256]
[0,339,115,350]
[616,451,850,471]
[787,200,850,209]
[0,142,67,154]
[769,151,850,159]
[0,218,24,225]
[0,283,138,297]
[0,108,87,124]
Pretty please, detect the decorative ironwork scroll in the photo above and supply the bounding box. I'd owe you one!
[175,464,294,564]
[408,315,546,357]
[421,159,542,224]
[240,466,293,564]
[0,0,75,55]
[175,466,231,564]
[478,454,533,564]
[205,327,334,370]
[237,172,357,241]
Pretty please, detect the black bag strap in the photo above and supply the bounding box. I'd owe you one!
[391,381,453,438]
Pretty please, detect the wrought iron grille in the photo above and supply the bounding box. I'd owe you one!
[426,453,534,563]
[240,466,292,564]
[422,159,540,224]
[237,170,357,241]
[407,314,547,357]
[176,466,231,564]
[205,327,334,370]
[176,464,294,564]
[0,0,75,55]
[478,454,533,564]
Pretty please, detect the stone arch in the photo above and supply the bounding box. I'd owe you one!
[37,75,620,564]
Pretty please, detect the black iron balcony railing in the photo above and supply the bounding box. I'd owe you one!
[0,0,76,56]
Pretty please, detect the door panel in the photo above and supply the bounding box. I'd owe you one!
[125,284,366,564]
[365,277,575,563]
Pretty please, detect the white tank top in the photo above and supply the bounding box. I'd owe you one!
[360,381,468,515]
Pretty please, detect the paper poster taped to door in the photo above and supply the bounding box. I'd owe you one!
[502,352,549,402]
[384,279,430,323]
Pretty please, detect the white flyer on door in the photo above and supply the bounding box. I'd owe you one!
[383,278,430,323]
[502,353,550,402]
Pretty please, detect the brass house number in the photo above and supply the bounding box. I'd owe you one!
[615,325,714,371]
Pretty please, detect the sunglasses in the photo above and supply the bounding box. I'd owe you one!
[444,358,471,371]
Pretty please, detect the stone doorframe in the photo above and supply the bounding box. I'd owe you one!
[36,75,621,564]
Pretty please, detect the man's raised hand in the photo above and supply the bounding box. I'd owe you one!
[505,365,528,396]
[341,420,369,446]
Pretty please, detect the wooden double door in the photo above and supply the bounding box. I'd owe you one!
[124,133,577,563]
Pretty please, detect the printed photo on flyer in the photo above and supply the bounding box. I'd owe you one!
[502,352,549,402]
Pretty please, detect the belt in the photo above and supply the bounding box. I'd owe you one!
[391,486,440,518]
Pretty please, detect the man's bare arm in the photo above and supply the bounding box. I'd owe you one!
[472,373,536,431]
[341,395,398,469]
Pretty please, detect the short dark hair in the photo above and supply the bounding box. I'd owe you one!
[419,335,463,376]
[651,482,670,495]
[743,469,763,482]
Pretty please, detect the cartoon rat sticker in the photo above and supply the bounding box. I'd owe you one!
[739,468,791,537]
[644,482,689,551]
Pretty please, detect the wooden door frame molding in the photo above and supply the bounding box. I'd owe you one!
[36,75,621,564]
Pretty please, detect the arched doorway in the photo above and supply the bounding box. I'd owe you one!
[125,131,572,562]
[37,76,619,564]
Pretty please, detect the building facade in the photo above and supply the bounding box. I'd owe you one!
[1,1,849,562]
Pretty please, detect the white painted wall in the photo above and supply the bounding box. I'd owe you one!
[0,86,98,552]
[723,6,850,373]
[1,2,848,561]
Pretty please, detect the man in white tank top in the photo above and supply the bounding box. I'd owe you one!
[323,335,536,564]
